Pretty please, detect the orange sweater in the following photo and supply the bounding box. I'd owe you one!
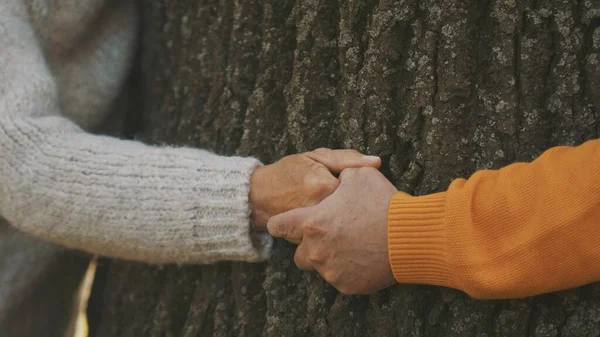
[387,139,600,299]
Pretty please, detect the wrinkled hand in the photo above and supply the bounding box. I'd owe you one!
[267,167,398,295]
[249,149,381,230]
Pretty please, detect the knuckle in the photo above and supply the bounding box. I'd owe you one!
[302,218,326,237]
[308,249,326,264]
[339,167,358,179]
[304,175,337,200]
[316,177,338,196]
[294,250,311,270]
[302,173,322,190]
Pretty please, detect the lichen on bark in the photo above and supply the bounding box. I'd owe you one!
[89,0,600,336]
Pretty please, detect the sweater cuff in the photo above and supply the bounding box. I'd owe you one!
[387,192,457,289]
[187,156,273,263]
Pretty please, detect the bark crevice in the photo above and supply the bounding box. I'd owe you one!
[89,1,600,336]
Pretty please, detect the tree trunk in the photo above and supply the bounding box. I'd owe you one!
[89,0,600,336]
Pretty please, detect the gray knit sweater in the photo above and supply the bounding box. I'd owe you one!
[0,0,271,335]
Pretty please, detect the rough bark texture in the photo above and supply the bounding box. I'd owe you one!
[89,0,600,336]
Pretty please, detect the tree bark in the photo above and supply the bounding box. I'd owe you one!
[89,0,600,336]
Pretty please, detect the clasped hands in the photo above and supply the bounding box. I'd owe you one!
[250,148,399,295]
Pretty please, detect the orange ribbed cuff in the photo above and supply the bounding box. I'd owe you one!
[387,192,457,289]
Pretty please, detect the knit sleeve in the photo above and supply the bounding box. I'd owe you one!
[0,1,271,264]
[388,139,600,299]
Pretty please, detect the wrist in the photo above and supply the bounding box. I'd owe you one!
[387,192,453,287]
[249,165,270,230]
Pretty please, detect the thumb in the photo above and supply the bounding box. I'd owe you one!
[267,206,314,244]
[305,148,381,173]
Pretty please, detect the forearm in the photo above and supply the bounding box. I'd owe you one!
[0,114,271,264]
[388,139,600,299]
[0,3,271,264]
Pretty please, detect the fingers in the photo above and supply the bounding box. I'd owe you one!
[306,148,381,173]
[294,235,331,271]
[269,207,325,272]
[338,167,358,181]
[267,206,313,244]
[294,244,341,290]
[294,243,312,270]
[338,166,387,182]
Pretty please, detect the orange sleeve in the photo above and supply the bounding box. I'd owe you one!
[387,139,600,299]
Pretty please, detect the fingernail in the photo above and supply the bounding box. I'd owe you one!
[363,155,380,161]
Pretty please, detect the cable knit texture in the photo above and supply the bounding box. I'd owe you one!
[0,1,271,335]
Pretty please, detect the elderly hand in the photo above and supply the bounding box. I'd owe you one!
[249,149,381,230]
[267,167,399,295]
